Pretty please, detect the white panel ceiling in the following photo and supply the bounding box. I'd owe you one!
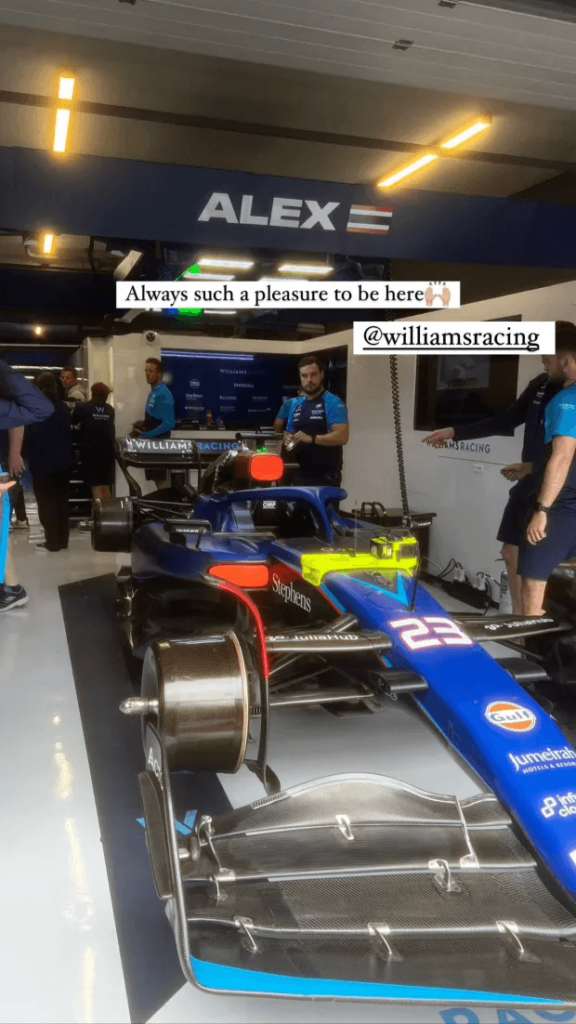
[0,0,575,109]
[0,4,574,200]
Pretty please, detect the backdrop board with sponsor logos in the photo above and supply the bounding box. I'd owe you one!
[161,346,347,429]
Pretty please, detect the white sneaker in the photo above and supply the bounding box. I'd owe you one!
[12,520,30,530]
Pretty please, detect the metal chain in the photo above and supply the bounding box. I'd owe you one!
[382,260,410,526]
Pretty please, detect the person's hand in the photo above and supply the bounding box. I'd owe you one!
[422,427,455,447]
[527,511,547,545]
[501,462,531,482]
[0,478,15,493]
[293,431,313,445]
[8,453,24,478]
[129,428,141,438]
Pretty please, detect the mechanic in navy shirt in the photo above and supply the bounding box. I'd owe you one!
[285,355,349,487]
[519,324,576,615]
[26,372,73,552]
[73,383,116,500]
[132,358,176,490]
[423,345,566,614]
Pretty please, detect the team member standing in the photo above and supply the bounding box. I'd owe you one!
[423,343,567,614]
[0,361,53,609]
[61,366,86,405]
[27,373,72,553]
[285,356,349,487]
[73,383,116,500]
[273,390,303,435]
[520,326,576,615]
[131,358,176,490]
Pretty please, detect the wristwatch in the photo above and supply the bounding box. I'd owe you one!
[534,502,551,513]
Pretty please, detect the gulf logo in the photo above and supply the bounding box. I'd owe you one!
[485,700,537,733]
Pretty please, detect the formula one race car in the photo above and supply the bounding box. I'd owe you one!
[94,431,576,1011]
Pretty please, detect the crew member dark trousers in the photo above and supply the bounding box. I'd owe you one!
[32,471,70,550]
[11,480,27,522]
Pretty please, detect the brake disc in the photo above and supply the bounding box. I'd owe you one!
[140,631,253,772]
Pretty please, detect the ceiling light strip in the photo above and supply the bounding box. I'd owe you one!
[197,258,254,269]
[378,116,492,188]
[58,76,75,102]
[182,271,235,280]
[53,109,70,153]
[278,264,332,275]
[52,75,75,153]
[378,154,438,188]
[440,119,491,150]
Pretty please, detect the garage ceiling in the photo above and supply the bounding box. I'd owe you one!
[0,0,575,108]
[0,2,574,195]
[0,0,574,343]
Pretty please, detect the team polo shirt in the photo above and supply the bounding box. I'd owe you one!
[141,381,176,438]
[286,390,348,473]
[276,397,298,423]
[541,382,576,510]
[286,391,347,433]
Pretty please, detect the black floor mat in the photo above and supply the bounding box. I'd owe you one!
[59,573,231,1024]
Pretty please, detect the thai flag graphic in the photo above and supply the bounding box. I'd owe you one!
[346,204,392,234]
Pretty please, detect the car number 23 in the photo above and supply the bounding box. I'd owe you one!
[388,616,473,651]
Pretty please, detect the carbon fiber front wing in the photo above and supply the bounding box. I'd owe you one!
[140,724,576,1007]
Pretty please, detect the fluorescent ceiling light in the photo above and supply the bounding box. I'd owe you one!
[53,109,71,153]
[204,309,238,315]
[182,271,235,281]
[162,350,254,360]
[378,154,438,188]
[278,263,332,275]
[13,365,61,371]
[58,76,75,101]
[440,119,491,150]
[42,233,55,255]
[197,257,254,269]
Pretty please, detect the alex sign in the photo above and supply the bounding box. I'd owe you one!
[198,193,341,231]
[197,192,393,235]
[4,147,576,265]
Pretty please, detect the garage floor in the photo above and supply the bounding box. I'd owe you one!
[1,512,563,1024]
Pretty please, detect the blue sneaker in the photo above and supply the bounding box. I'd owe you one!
[0,585,29,611]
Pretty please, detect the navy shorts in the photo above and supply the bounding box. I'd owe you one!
[497,479,537,547]
[143,432,170,482]
[518,511,576,581]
